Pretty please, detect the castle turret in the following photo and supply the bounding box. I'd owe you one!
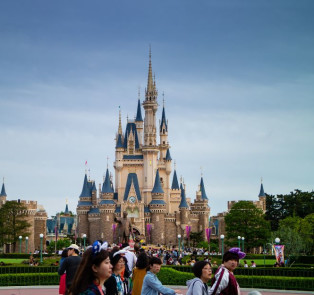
[77,174,92,239]
[190,177,210,238]
[135,96,144,146]
[0,180,7,207]
[99,168,116,243]
[142,49,159,204]
[149,169,166,244]
[179,183,190,238]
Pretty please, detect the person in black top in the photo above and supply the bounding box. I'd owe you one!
[58,244,82,294]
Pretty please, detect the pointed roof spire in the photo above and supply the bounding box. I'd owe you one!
[79,174,92,198]
[102,168,114,193]
[160,97,168,132]
[65,200,69,214]
[145,46,158,101]
[118,106,122,135]
[116,133,123,148]
[171,170,180,190]
[165,148,172,161]
[135,97,143,121]
[179,183,189,208]
[1,178,7,196]
[200,177,208,200]
[151,169,164,194]
[259,178,265,197]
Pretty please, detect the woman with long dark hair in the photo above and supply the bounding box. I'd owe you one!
[70,241,112,295]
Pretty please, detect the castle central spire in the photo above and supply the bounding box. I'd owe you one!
[145,47,158,102]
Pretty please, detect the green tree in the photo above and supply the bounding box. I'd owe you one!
[225,201,270,252]
[189,231,204,247]
[266,190,314,231]
[274,214,314,255]
[47,238,72,254]
[0,201,31,252]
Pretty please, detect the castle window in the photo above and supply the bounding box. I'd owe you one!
[163,141,165,144]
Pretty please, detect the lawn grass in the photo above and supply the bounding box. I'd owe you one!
[240,258,276,266]
[0,259,25,264]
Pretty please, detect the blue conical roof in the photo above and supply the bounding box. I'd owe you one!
[80,174,92,198]
[160,106,168,132]
[102,169,114,193]
[0,183,7,196]
[92,181,97,192]
[179,183,189,208]
[171,170,180,190]
[200,177,208,200]
[165,149,172,161]
[135,99,143,121]
[116,134,123,148]
[65,203,69,214]
[151,169,164,194]
[259,183,265,197]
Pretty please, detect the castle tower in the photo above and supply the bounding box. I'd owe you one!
[179,183,190,225]
[99,168,116,243]
[0,180,7,207]
[77,174,92,239]
[169,168,181,213]
[190,177,210,239]
[142,50,159,204]
[135,97,144,147]
[258,179,266,212]
[114,108,124,193]
[149,169,166,244]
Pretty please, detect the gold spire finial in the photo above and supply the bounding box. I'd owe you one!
[118,106,122,135]
[174,160,176,170]
[162,92,165,107]
[107,156,109,169]
[88,169,91,181]
[66,198,68,205]
[261,177,263,183]
[138,86,141,100]
[200,166,203,177]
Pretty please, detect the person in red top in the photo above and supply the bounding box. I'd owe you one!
[209,248,246,295]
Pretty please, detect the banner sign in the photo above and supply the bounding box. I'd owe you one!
[205,228,212,243]
[186,225,191,239]
[146,224,152,236]
[273,244,285,264]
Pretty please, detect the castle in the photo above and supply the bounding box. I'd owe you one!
[77,52,210,245]
[0,182,47,253]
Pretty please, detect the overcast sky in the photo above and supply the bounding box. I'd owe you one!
[0,0,313,218]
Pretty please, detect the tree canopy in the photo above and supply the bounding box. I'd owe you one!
[0,201,31,251]
[225,201,270,251]
[266,190,314,231]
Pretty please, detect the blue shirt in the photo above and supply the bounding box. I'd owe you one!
[141,271,175,295]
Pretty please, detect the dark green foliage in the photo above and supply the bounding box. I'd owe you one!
[189,231,204,247]
[266,190,314,231]
[225,201,271,251]
[47,238,71,254]
[0,201,31,252]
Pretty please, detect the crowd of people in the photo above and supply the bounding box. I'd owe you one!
[57,240,253,295]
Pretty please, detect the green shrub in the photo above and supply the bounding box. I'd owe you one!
[0,273,59,286]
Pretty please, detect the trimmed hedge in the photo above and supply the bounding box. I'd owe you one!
[0,266,58,274]
[0,269,313,291]
[0,253,52,259]
[166,265,314,277]
[0,273,59,286]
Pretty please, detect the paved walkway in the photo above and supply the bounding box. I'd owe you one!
[0,286,313,295]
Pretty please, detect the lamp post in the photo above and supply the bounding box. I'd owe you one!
[19,236,22,253]
[39,233,44,263]
[238,236,241,248]
[177,234,181,260]
[25,237,29,254]
[241,237,245,252]
[275,237,280,245]
[220,234,225,257]
[83,234,87,251]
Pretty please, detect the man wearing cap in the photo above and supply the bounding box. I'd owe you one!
[58,244,82,294]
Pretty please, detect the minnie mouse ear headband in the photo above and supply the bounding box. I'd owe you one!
[229,247,246,259]
[90,241,109,256]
